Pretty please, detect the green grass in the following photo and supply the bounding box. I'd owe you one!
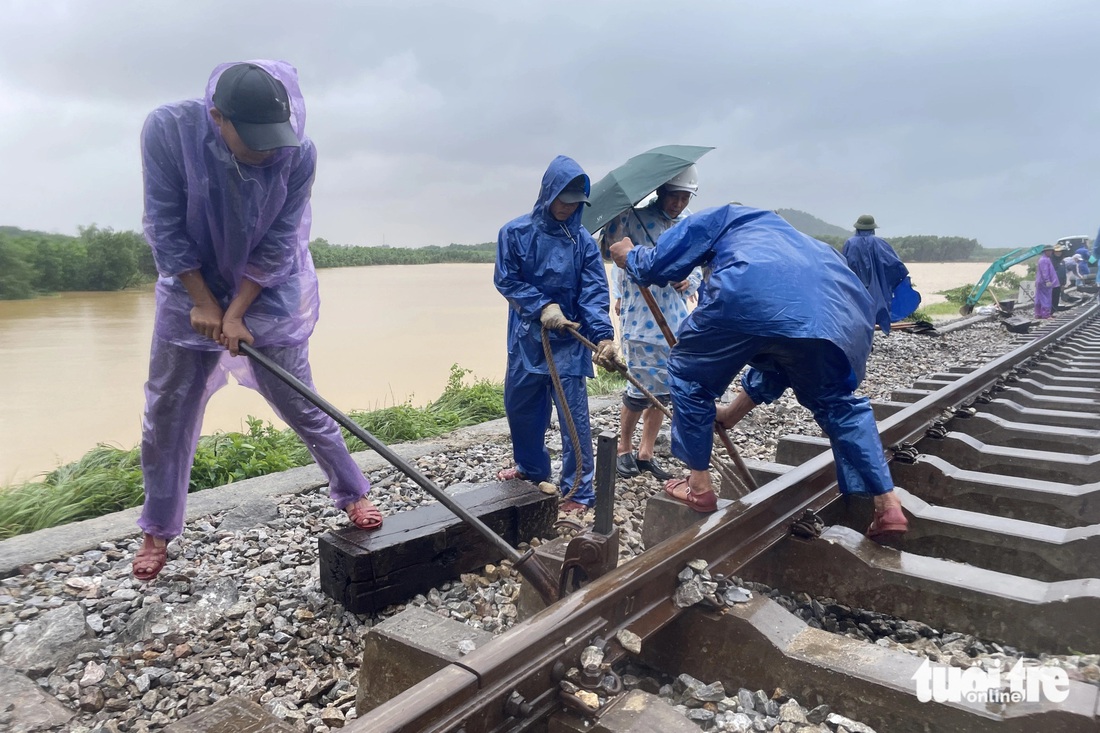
[587,368,627,396]
[0,363,629,539]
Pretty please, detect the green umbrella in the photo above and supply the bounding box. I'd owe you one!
[582,144,715,234]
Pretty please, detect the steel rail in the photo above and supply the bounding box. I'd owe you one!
[350,305,1098,733]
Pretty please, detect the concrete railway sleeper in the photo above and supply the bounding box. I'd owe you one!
[349,305,1100,733]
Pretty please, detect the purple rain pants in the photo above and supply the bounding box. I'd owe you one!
[138,337,370,539]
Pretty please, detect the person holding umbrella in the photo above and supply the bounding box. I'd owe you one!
[603,166,703,479]
[608,205,909,542]
[494,155,619,514]
[133,61,384,582]
[842,214,921,333]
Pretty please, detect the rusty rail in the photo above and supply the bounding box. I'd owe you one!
[350,304,1099,733]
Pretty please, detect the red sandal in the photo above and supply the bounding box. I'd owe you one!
[496,467,527,481]
[346,497,384,531]
[132,534,168,581]
[663,478,718,513]
[867,505,909,541]
[559,499,590,516]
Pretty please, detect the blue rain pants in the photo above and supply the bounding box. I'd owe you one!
[668,329,893,496]
[503,360,595,506]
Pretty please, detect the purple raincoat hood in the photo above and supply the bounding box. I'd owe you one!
[205,60,308,153]
[141,59,319,353]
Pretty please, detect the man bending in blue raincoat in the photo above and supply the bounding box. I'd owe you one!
[495,156,619,514]
[609,205,909,541]
[843,215,921,332]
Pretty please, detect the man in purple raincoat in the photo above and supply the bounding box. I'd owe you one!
[1034,245,1058,319]
[134,61,381,581]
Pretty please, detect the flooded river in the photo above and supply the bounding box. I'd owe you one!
[0,260,1018,483]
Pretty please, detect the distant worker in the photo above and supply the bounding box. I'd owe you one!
[1051,246,1068,311]
[134,61,383,581]
[494,155,619,514]
[842,214,921,332]
[1067,254,1089,289]
[604,166,703,480]
[1034,245,1058,319]
[609,205,909,542]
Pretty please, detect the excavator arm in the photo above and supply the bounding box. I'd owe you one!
[960,245,1046,315]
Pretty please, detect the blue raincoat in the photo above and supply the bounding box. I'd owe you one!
[626,205,894,496]
[494,156,614,505]
[843,232,921,332]
[138,61,370,539]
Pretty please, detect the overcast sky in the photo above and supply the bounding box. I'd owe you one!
[2,0,1098,249]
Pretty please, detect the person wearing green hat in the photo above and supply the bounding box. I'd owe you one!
[842,215,920,332]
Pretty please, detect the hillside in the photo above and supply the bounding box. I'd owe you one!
[775,209,851,239]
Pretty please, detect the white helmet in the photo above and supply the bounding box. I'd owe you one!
[662,164,699,194]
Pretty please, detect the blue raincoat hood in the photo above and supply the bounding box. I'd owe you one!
[532,155,590,238]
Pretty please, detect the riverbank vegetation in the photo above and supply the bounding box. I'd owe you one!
[0,226,157,299]
[3,220,1035,301]
[0,225,496,300]
[0,365,626,539]
[816,233,986,262]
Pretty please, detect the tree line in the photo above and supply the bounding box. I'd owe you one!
[816,233,984,262]
[0,227,496,300]
[1,222,1010,301]
[0,226,157,300]
[309,238,494,267]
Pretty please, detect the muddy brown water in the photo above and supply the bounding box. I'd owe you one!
[0,260,1022,484]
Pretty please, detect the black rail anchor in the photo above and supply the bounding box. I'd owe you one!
[238,342,561,606]
[559,431,621,596]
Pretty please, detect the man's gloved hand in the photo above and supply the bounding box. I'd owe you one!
[593,339,624,371]
[540,303,580,331]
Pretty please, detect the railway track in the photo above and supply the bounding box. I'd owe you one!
[351,303,1100,733]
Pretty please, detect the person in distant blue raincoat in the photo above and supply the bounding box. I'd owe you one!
[134,61,382,582]
[843,215,921,332]
[609,205,908,541]
[494,156,618,512]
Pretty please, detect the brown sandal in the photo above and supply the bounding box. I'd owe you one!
[346,497,384,531]
[496,467,527,481]
[132,534,168,581]
[867,505,909,540]
[663,478,718,513]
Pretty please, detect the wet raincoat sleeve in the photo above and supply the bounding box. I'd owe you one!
[494,226,551,322]
[244,142,317,289]
[142,109,201,278]
[576,231,615,344]
[625,209,718,287]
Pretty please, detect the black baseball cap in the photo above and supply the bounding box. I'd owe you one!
[556,175,590,205]
[212,64,300,151]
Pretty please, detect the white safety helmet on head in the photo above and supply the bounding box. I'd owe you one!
[661,164,699,195]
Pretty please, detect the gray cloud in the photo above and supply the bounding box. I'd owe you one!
[1,0,1098,247]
